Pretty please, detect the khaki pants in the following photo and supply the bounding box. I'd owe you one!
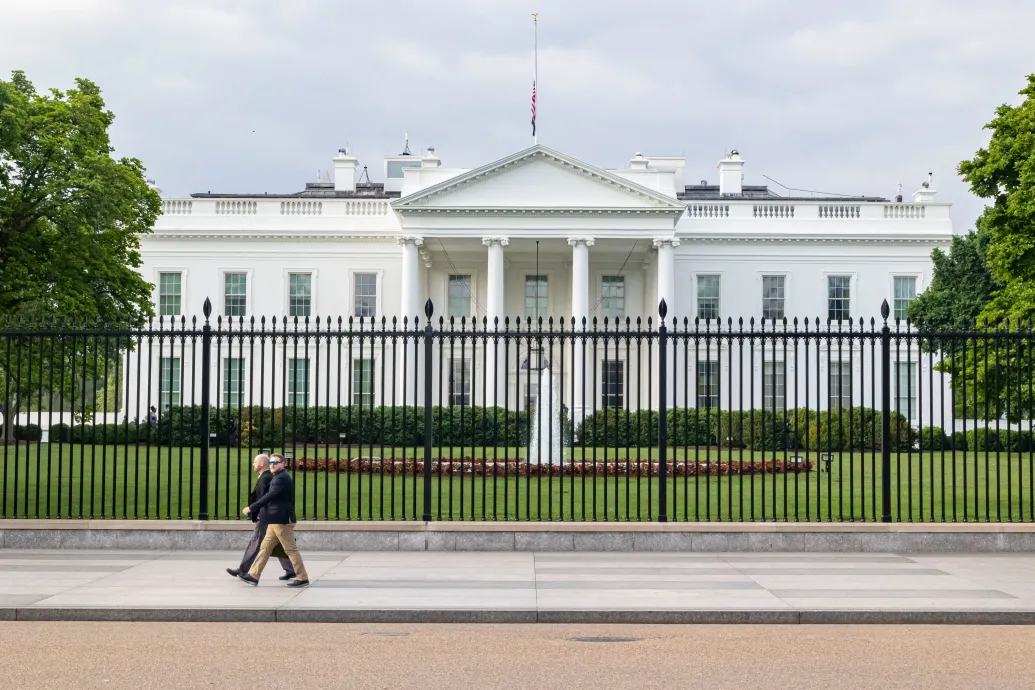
[248,523,308,581]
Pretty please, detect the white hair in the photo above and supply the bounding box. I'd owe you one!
[254,453,270,468]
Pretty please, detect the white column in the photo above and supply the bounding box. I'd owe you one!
[482,237,508,408]
[653,237,679,319]
[568,237,594,423]
[653,237,679,410]
[397,236,423,405]
[482,237,509,327]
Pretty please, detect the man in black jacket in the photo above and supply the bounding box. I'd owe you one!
[226,454,294,580]
[238,454,309,587]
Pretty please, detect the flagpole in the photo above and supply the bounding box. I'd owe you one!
[533,13,538,145]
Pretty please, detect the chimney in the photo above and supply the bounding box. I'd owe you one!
[333,149,358,192]
[628,152,649,170]
[717,150,744,196]
[912,172,937,203]
[421,146,441,168]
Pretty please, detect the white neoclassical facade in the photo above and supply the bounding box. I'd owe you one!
[149,144,951,327]
[132,143,955,423]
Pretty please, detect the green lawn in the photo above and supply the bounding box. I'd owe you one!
[1,443,1033,522]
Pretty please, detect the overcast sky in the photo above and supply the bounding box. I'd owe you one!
[3,0,1033,230]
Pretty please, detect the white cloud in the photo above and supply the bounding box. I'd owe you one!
[1,0,1033,230]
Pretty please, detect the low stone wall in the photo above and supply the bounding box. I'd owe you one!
[2,520,1035,552]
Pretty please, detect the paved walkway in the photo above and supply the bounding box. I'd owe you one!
[2,550,1035,623]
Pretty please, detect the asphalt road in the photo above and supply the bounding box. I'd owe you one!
[2,622,1033,689]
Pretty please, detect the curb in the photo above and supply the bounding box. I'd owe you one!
[3,607,1035,625]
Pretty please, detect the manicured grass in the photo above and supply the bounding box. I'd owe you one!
[2,443,1034,522]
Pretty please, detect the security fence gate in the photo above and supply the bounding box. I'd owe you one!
[2,299,1033,523]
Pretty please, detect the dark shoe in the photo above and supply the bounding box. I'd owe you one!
[226,568,239,578]
[278,572,297,581]
[285,579,310,588]
[238,573,259,586]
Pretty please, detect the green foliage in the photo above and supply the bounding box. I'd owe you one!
[0,71,159,438]
[932,73,1035,422]
[13,423,41,441]
[907,229,998,336]
[806,409,914,452]
[918,426,950,451]
[951,429,1032,452]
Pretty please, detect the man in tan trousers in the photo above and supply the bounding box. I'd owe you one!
[237,454,309,587]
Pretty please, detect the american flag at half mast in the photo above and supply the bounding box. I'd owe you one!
[530,81,537,136]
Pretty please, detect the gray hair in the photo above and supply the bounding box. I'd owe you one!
[254,453,270,468]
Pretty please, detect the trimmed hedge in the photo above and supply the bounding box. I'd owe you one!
[918,426,950,451]
[805,408,914,452]
[14,424,42,442]
[951,429,1032,452]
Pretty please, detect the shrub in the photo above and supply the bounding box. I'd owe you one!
[918,426,950,451]
[951,429,1031,452]
[14,424,42,442]
[49,423,71,443]
[806,409,913,451]
[718,410,798,451]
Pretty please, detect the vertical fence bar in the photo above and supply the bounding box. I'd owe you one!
[658,300,669,523]
[422,300,434,522]
[198,298,212,520]
[880,299,892,523]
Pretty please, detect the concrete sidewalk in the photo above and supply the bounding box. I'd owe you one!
[1,549,1034,624]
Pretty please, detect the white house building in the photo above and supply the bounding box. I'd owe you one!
[133,143,954,424]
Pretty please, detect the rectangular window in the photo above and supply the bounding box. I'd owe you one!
[288,273,312,318]
[448,358,471,406]
[762,276,785,321]
[697,275,720,321]
[829,362,851,410]
[696,360,720,410]
[447,275,472,320]
[354,273,377,318]
[159,357,181,411]
[894,276,917,322]
[352,358,374,407]
[895,361,917,422]
[600,275,626,322]
[601,360,624,409]
[828,276,851,322]
[158,272,182,317]
[224,272,247,317]
[525,275,548,320]
[223,357,245,408]
[763,361,785,411]
[287,358,309,407]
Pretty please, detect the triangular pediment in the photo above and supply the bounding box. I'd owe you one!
[392,145,685,215]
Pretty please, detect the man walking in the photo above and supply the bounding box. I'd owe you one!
[226,454,294,581]
[238,453,309,587]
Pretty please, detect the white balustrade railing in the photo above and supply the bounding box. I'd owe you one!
[818,204,861,219]
[883,204,926,219]
[687,203,729,218]
[753,203,795,218]
[157,198,393,218]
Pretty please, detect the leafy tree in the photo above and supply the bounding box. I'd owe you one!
[907,227,998,335]
[916,74,1035,422]
[0,71,159,438]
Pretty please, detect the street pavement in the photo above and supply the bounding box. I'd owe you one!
[2,549,1035,623]
[2,622,1034,689]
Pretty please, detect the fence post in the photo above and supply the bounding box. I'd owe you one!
[199,298,212,521]
[880,299,892,523]
[657,299,669,523]
[422,299,434,522]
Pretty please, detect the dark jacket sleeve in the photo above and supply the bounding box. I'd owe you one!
[249,472,287,513]
[247,471,272,522]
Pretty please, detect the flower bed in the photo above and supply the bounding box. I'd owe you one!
[284,456,814,477]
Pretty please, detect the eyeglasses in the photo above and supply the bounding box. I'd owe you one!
[269,460,281,466]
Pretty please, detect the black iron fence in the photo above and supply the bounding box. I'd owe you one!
[1,298,1033,522]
